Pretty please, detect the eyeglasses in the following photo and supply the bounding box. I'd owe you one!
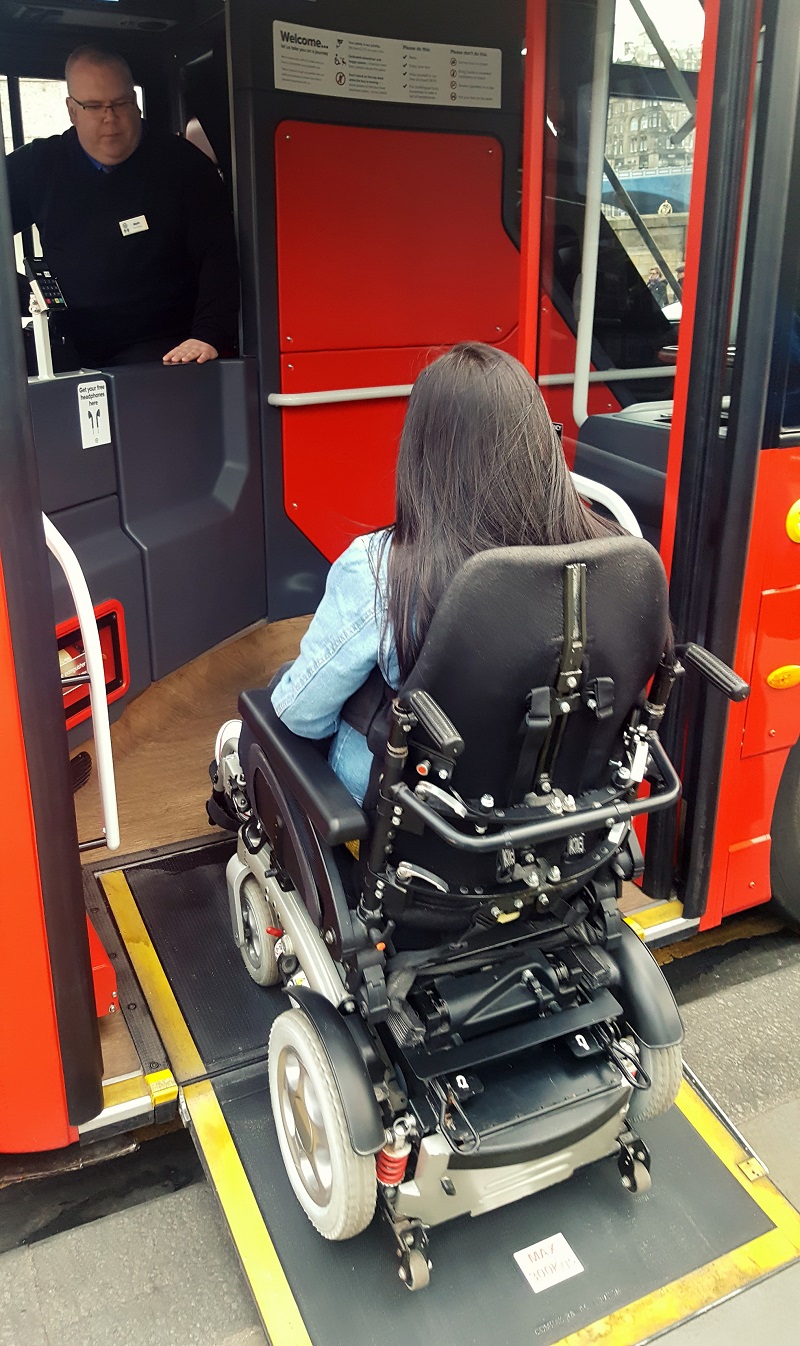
[69,96,138,116]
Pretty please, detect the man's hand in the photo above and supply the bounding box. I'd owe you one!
[162,339,218,365]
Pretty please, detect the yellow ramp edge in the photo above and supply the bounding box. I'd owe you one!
[100,870,312,1346]
[558,1081,800,1345]
[183,1079,312,1346]
[624,899,685,933]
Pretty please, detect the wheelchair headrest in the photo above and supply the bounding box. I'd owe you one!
[400,535,670,803]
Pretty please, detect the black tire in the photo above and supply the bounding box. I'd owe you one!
[770,740,800,929]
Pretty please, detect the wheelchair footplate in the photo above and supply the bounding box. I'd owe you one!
[87,836,800,1346]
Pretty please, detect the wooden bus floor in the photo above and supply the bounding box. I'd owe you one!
[72,617,310,860]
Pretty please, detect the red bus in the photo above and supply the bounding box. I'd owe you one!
[0,0,798,1338]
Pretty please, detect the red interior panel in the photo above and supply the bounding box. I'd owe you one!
[274,122,520,353]
[724,834,772,915]
[701,448,800,925]
[0,554,73,1152]
[275,122,521,561]
[86,916,118,1018]
[720,748,790,850]
[280,338,518,562]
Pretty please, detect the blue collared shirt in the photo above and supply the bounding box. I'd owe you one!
[271,531,399,804]
[82,147,113,173]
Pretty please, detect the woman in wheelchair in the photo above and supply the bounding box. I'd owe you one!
[218,341,620,805]
[211,340,734,1288]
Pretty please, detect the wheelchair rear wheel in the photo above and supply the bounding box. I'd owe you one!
[239,877,280,986]
[627,1042,683,1123]
[269,1008,377,1240]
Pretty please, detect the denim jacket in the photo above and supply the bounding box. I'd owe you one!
[271,531,399,804]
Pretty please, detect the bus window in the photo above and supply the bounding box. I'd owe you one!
[1,77,12,155]
[765,58,800,441]
[780,274,800,432]
[604,0,702,321]
[18,77,69,142]
[538,0,705,447]
[16,76,145,143]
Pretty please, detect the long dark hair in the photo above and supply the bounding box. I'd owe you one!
[383,342,618,679]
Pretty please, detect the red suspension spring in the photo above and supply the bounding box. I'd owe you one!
[376,1144,410,1186]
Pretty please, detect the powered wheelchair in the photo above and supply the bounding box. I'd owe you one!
[209,534,745,1290]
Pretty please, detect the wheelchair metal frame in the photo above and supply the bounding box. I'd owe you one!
[224,669,693,1286]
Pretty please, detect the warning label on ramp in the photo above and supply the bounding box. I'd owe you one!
[273,21,502,109]
[514,1232,584,1294]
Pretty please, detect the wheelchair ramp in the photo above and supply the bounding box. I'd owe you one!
[87,838,800,1346]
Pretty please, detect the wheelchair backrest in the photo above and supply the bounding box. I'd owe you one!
[399,535,670,805]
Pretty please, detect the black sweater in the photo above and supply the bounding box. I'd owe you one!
[7,126,239,364]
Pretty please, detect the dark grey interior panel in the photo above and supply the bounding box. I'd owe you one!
[48,495,152,743]
[29,373,118,515]
[108,359,267,680]
[574,401,672,547]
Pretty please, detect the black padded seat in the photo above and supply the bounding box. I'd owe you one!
[400,535,669,804]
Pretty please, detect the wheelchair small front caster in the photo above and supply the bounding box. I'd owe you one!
[389,1214,431,1291]
[628,1159,652,1193]
[400,1248,431,1291]
[618,1129,652,1194]
[239,876,281,986]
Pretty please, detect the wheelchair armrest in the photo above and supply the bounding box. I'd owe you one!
[238,688,369,846]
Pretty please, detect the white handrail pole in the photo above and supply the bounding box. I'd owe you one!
[268,383,414,407]
[570,471,643,538]
[31,310,55,382]
[267,364,676,408]
[544,365,675,387]
[572,0,615,430]
[43,515,120,852]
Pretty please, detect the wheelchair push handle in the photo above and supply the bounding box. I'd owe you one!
[679,643,750,702]
[391,737,682,854]
[403,689,465,759]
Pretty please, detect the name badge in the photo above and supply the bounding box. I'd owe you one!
[119,215,149,236]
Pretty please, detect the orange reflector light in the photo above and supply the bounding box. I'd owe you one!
[766,665,800,690]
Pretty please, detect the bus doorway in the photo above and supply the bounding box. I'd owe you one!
[566,0,800,937]
[0,2,799,1343]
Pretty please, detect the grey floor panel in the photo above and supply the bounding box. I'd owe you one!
[660,1262,800,1345]
[663,934,800,1124]
[742,1097,800,1209]
[123,840,277,1079]
[0,1185,264,1346]
[212,1062,773,1346]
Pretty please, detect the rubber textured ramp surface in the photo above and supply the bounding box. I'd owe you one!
[212,1062,772,1346]
[123,839,278,1079]
[121,843,775,1345]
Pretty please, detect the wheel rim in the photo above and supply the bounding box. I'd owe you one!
[277,1046,333,1207]
[241,891,262,969]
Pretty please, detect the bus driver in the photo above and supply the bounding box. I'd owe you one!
[5,45,239,369]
